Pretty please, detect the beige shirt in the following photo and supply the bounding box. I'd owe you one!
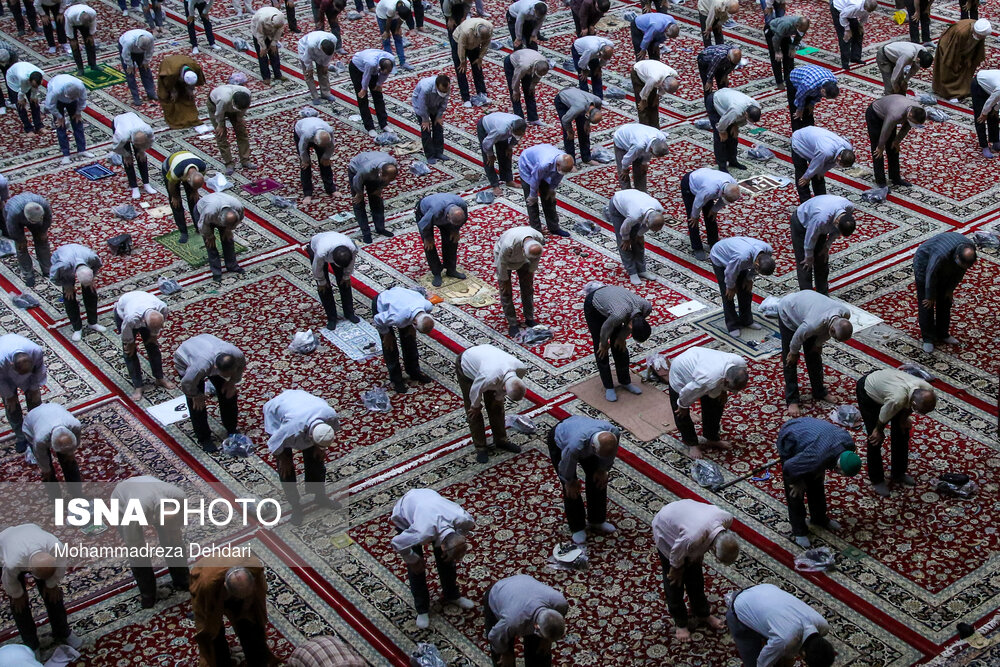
[0,524,66,598]
[459,344,526,408]
[652,499,733,568]
[864,369,932,424]
[495,226,544,278]
[698,0,731,27]
[453,17,492,64]
[111,475,187,545]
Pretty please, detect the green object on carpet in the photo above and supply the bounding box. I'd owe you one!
[77,65,127,91]
[796,46,820,55]
[155,230,247,267]
[746,127,767,135]
[841,546,868,561]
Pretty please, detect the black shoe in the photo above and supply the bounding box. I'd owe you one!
[24,275,35,287]
[814,386,829,401]
[345,314,361,324]
[200,441,218,453]
[551,229,571,238]
[729,161,747,170]
[361,235,373,244]
[431,274,443,287]
[178,233,188,244]
[409,371,433,383]
[15,439,28,454]
[475,450,489,463]
[374,228,394,238]
[718,166,729,173]
[229,266,245,274]
[140,595,156,609]
[495,440,522,454]
[445,269,466,279]
[693,249,708,261]
[524,319,537,327]
[324,319,337,331]
[891,178,912,188]
[211,274,222,283]
[393,382,408,394]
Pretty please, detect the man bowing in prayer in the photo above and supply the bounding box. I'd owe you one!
[309,231,359,330]
[519,144,574,237]
[455,344,527,463]
[933,19,990,102]
[157,54,205,129]
[195,192,246,282]
[0,334,46,454]
[913,232,977,353]
[583,284,652,402]
[49,243,105,342]
[606,189,665,285]
[667,346,748,458]
[416,192,467,287]
[372,286,435,393]
[495,226,544,337]
[174,334,246,453]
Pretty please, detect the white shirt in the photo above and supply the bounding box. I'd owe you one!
[309,231,356,281]
[111,475,187,545]
[112,112,154,156]
[44,74,87,118]
[0,644,42,667]
[390,489,475,563]
[832,0,869,26]
[115,291,168,342]
[298,31,337,67]
[262,389,340,454]
[5,62,43,102]
[459,344,526,409]
[652,499,733,568]
[668,346,746,408]
[23,402,81,473]
[976,69,1000,115]
[609,189,663,237]
[0,524,66,598]
[573,36,613,66]
[633,60,678,101]
[373,287,433,333]
[375,0,411,19]
[732,584,830,667]
[613,123,667,171]
[64,3,96,29]
[688,167,736,215]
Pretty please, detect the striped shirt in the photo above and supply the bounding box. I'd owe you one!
[795,195,853,257]
[777,417,854,478]
[589,285,652,343]
[709,236,773,289]
[913,232,973,294]
[777,290,850,355]
[162,150,206,184]
[287,637,365,667]
[790,127,852,182]
[789,65,836,111]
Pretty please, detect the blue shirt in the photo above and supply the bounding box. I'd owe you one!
[777,417,854,479]
[634,13,676,51]
[351,49,393,90]
[789,65,836,111]
[790,127,852,181]
[518,144,564,199]
[553,416,620,483]
[412,76,449,123]
[416,193,467,233]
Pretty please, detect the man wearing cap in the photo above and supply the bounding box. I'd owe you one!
[971,68,1000,157]
[613,123,669,192]
[208,84,254,176]
[778,417,861,547]
[607,189,665,285]
[5,193,52,287]
[348,151,398,243]
[194,192,246,282]
[251,6,287,84]
[504,49,549,125]
[264,389,340,525]
[933,19,990,101]
[184,0,218,54]
[44,74,91,165]
[174,334,246,453]
[391,488,476,628]
[866,94,925,189]
[157,55,205,129]
[452,16,492,106]
[789,126,855,202]
[632,60,680,128]
[554,87,603,166]
[309,231,359,331]
[5,61,44,136]
[764,15,809,87]
[706,88,761,172]
[877,43,932,95]
[913,232,977,353]
[0,524,80,654]
[681,167,742,261]
[373,286,435,393]
[49,243,105,342]
[349,49,394,136]
[64,3,97,73]
[778,290,852,417]
[484,575,568,666]
[631,13,680,61]
[300,31,338,103]
[584,284,652,402]
[114,290,173,401]
[653,499,739,641]
[495,226,544,337]
[572,35,613,99]
[0,334,45,454]
[412,74,451,163]
[375,0,414,70]
[548,415,619,544]
[23,402,83,497]
[699,0,738,47]
[519,144,574,237]
[455,344,527,463]
[668,346,748,458]
[709,236,775,337]
[416,192,467,287]
[112,476,189,607]
[112,112,157,199]
[727,583,835,666]
[507,0,546,50]
[790,195,856,294]
[478,112,526,196]
[786,64,839,130]
[295,116,336,206]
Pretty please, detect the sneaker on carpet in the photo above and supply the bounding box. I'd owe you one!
[620,383,642,395]
[590,522,616,535]
[60,156,71,165]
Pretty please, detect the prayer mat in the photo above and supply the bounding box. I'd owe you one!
[318,320,383,361]
[691,309,783,359]
[796,46,821,55]
[77,64,128,91]
[417,272,497,307]
[75,163,115,180]
[154,229,247,267]
[242,177,283,195]
[568,375,676,441]
[738,174,786,197]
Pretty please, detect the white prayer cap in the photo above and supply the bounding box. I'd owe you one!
[76,265,94,286]
[311,422,336,446]
[51,426,78,453]
[183,70,199,85]
[974,19,991,36]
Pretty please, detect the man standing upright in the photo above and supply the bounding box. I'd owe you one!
[913,232,977,353]
[548,415,619,544]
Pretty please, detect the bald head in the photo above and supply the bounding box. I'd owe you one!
[187,170,205,190]
[132,130,152,150]
[75,265,94,286]
[556,154,575,174]
[646,211,665,232]
[796,16,810,32]
[662,76,681,94]
[29,552,57,582]
[649,138,670,157]
[957,244,977,269]
[524,238,543,259]
[665,22,680,38]
[911,388,936,414]
[728,47,743,64]
[12,352,33,375]
[315,130,332,148]
[829,316,853,342]
[722,183,742,203]
[725,365,748,392]
[414,312,435,334]
[380,163,398,183]
[136,34,153,52]
[725,0,739,13]
[23,202,45,224]
[224,567,255,599]
[51,427,77,453]
[145,309,165,333]
[505,376,526,402]
[223,209,241,227]
[713,531,739,565]
[594,430,619,458]
[446,204,467,227]
[536,608,566,642]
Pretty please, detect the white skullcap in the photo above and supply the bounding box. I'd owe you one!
[75,265,94,286]
[311,422,336,446]
[974,19,991,36]
[183,70,199,85]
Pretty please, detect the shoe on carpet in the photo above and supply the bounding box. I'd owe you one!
[200,441,218,454]
[872,481,890,498]
[551,229,571,238]
[571,530,587,544]
[71,330,82,342]
[524,319,537,327]
[290,508,304,526]
[368,129,378,138]
[495,440,521,454]
[15,439,28,454]
[729,161,747,170]
[60,156,71,165]
[191,46,199,55]
[942,336,959,345]
[527,120,546,127]
[143,183,157,194]
[447,597,475,610]
[375,229,394,238]
[893,473,917,487]
[922,342,934,353]
[605,388,618,402]
[131,96,142,106]
[88,323,106,333]
[131,187,141,199]
[241,162,257,171]
[415,613,430,629]
[140,595,156,609]
[47,46,56,54]
[620,383,642,395]
[475,450,488,464]
[590,522,616,535]
[729,328,741,338]
[211,44,221,51]
[81,151,94,158]
[178,233,188,244]
[508,324,520,337]
[793,535,811,548]
[445,269,466,279]
[24,275,36,287]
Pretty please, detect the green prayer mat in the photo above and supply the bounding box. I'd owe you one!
[155,229,247,268]
[77,64,127,91]
[795,46,820,56]
[745,127,768,135]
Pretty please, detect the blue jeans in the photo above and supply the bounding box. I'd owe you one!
[54,100,85,155]
[118,0,141,9]
[376,16,405,65]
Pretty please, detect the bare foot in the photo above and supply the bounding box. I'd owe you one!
[705,615,726,632]
[504,180,516,187]
[787,403,801,417]
[703,439,732,451]
[301,196,313,206]
[156,377,176,390]
[687,445,703,459]
[674,626,691,642]
[130,387,143,401]
[492,186,502,196]
[585,160,598,166]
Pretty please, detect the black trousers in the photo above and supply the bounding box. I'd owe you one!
[784,470,828,536]
[699,12,724,47]
[713,265,752,332]
[128,523,189,602]
[346,167,386,243]
[293,129,334,197]
[786,81,815,131]
[571,45,603,99]
[477,120,514,187]
[504,56,538,121]
[668,384,724,446]
[790,147,826,202]
[483,584,551,666]
[857,371,911,484]
[69,24,97,71]
[915,277,958,343]
[451,42,486,101]
[40,3,66,47]
[658,551,709,627]
[865,105,900,186]
[115,311,165,389]
[506,11,539,50]
[697,57,728,94]
[121,143,151,188]
[11,574,70,650]
[8,0,39,33]
[40,447,83,502]
[554,97,592,162]
[63,284,98,331]
[419,223,458,276]
[209,610,270,667]
[165,180,198,236]
[971,79,1000,148]
[254,36,283,80]
[276,445,326,509]
[764,26,796,86]
[960,0,978,19]
[830,4,862,68]
[904,0,931,43]
[521,181,560,232]
[631,71,660,128]
[348,62,388,132]
[629,22,661,60]
[308,247,357,325]
[789,212,830,294]
[406,541,459,614]
[584,291,632,390]
[416,114,445,160]
[184,1,215,46]
[705,93,738,170]
[456,355,508,453]
[379,322,422,389]
[681,173,719,252]
[779,319,826,405]
[546,428,607,533]
[186,375,238,446]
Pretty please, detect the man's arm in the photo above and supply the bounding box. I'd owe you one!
[876,111,898,151]
[598,311,625,344]
[639,27,656,52]
[390,528,426,563]
[619,214,637,239]
[360,64,375,91]
[723,258,740,290]
[677,381,703,409]
[757,633,796,667]
[982,87,1000,116]
[514,8,527,40]
[487,618,514,657]
[890,57,910,92]
[211,94,228,126]
[924,251,945,295]
[668,533,691,568]
[557,446,579,483]
[468,376,486,409]
[180,365,206,397]
[799,153,826,182]
[802,218,819,259]
[619,144,642,171]
[691,186,711,216]
[788,322,813,356]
